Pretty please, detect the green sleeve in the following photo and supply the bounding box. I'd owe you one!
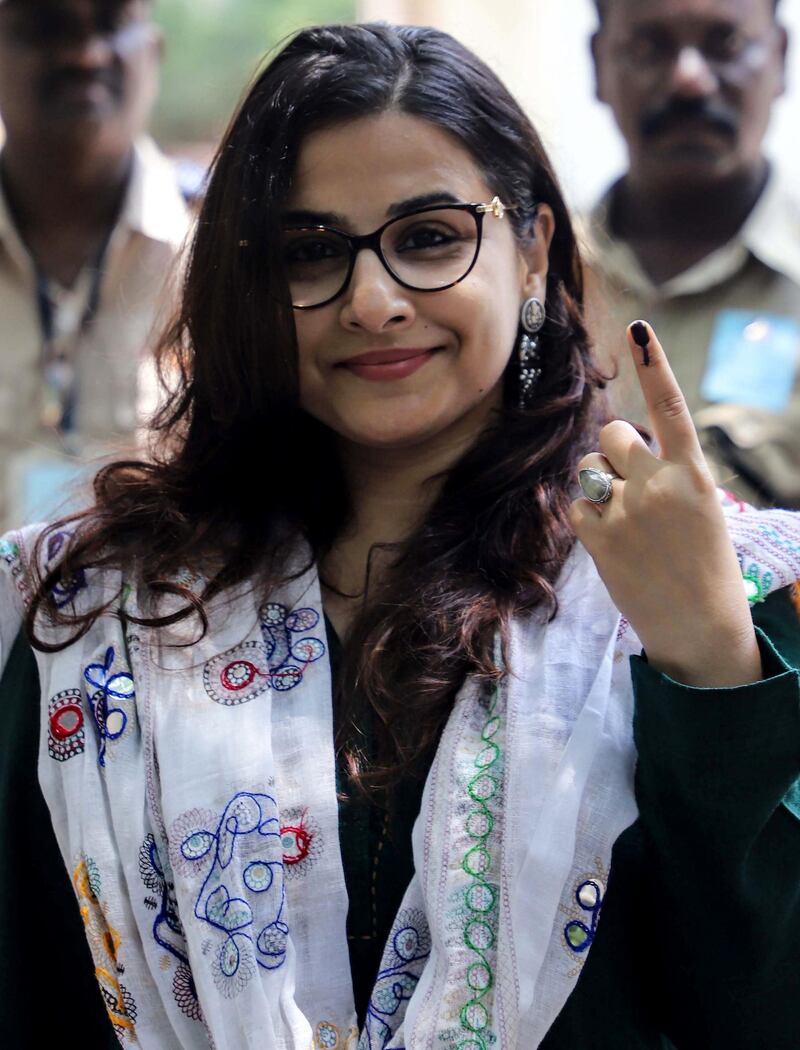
[631,587,800,1049]
[751,584,800,666]
[0,631,120,1046]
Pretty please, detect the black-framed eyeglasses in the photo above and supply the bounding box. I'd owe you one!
[282,196,518,310]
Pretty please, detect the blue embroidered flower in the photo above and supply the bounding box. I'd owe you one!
[83,645,135,766]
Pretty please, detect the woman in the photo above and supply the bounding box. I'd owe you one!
[2,22,800,1050]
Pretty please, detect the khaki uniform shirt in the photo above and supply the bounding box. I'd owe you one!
[581,173,800,508]
[0,137,191,530]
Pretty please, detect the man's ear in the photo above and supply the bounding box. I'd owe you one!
[774,23,789,99]
[520,204,556,303]
[150,24,165,65]
[590,31,607,104]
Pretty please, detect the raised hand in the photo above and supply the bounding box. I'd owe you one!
[569,321,762,688]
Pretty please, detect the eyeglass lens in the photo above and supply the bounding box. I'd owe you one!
[283,207,481,309]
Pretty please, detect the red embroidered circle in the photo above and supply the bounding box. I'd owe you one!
[220,660,259,691]
[50,703,84,740]
[281,824,312,865]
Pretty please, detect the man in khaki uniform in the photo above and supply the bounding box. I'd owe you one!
[583,0,800,507]
[0,0,191,529]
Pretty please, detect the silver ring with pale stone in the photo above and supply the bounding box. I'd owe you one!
[579,468,619,505]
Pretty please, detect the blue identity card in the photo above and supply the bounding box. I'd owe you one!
[701,309,800,413]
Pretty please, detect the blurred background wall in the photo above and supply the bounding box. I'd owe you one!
[356,0,800,210]
[152,0,355,155]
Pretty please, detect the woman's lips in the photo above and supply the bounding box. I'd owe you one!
[339,347,438,381]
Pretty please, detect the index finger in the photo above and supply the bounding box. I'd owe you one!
[627,320,703,464]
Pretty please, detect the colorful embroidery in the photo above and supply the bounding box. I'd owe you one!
[168,807,218,878]
[138,834,204,1022]
[73,856,138,1041]
[173,567,205,592]
[1,531,30,603]
[177,791,289,998]
[456,679,504,1050]
[564,880,604,953]
[44,529,87,607]
[139,836,187,958]
[282,820,310,864]
[559,859,608,977]
[740,557,773,605]
[315,1021,359,1049]
[48,688,85,761]
[173,963,203,1022]
[0,537,19,564]
[720,490,746,513]
[280,806,323,879]
[203,602,325,706]
[83,645,135,766]
[756,522,800,558]
[360,907,431,1050]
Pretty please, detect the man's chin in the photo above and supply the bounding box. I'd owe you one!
[42,99,122,138]
[639,141,740,188]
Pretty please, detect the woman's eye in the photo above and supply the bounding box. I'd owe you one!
[284,237,346,265]
[395,225,460,253]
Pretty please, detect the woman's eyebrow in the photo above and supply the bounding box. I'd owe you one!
[386,191,462,217]
[281,208,347,227]
[282,192,465,229]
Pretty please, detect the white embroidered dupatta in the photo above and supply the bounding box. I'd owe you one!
[1,501,799,1050]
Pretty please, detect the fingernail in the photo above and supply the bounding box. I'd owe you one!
[630,320,651,367]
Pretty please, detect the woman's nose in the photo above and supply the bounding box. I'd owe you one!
[339,249,415,333]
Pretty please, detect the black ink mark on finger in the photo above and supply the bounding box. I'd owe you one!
[630,321,651,367]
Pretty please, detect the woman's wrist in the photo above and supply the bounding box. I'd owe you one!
[644,623,763,688]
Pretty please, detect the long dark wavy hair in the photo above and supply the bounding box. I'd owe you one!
[28,23,606,793]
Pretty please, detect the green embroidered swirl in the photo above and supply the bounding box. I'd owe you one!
[742,560,773,604]
[457,667,503,1050]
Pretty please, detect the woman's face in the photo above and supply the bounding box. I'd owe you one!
[285,112,554,452]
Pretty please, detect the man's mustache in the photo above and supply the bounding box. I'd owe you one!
[640,98,738,140]
[39,66,123,104]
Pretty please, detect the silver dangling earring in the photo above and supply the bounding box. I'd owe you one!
[518,296,545,407]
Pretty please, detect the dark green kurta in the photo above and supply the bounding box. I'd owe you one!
[1,590,799,1047]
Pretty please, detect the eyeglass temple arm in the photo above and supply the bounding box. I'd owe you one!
[476,196,521,219]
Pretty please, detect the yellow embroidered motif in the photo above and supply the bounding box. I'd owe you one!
[73,857,138,1037]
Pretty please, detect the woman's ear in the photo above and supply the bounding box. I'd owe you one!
[519,203,555,302]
